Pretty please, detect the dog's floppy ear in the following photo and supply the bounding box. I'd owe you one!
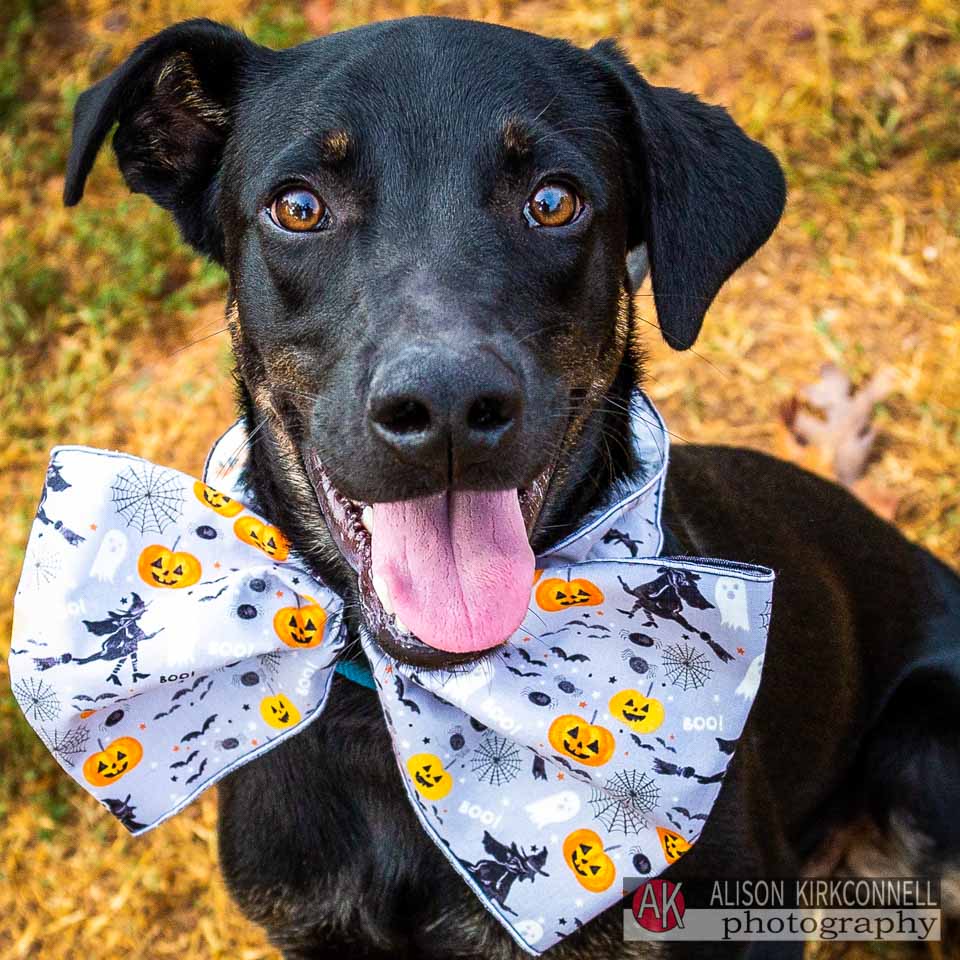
[591,40,786,350]
[63,18,269,261]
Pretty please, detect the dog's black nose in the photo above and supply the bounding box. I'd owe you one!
[368,344,522,474]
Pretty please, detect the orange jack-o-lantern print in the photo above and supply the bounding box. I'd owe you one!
[657,826,693,863]
[548,714,616,766]
[137,544,202,589]
[83,737,143,787]
[260,694,301,729]
[234,516,290,561]
[406,753,453,800]
[563,828,616,892]
[535,577,604,612]
[193,480,244,517]
[608,688,665,734]
[273,597,327,649]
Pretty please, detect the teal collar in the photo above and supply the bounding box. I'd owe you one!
[335,658,376,689]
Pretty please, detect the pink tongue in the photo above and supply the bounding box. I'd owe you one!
[371,490,534,653]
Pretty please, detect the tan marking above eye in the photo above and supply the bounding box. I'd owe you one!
[271,188,326,232]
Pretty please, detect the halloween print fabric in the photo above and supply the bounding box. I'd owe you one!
[11,394,774,956]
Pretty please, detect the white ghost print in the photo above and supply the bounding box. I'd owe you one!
[715,576,750,630]
[89,529,128,582]
[735,653,765,700]
[524,789,581,828]
[514,919,544,944]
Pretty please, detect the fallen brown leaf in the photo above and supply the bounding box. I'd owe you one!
[777,364,900,518]
[780,363,896,482]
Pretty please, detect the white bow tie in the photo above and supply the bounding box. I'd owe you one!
[11,393,773,955]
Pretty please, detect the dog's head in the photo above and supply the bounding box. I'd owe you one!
[64,16,784,667]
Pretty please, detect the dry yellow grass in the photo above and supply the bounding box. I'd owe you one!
[0,0,957,957]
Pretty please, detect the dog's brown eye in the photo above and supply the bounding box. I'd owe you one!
[271,188,327,232]
[525,182,581,228]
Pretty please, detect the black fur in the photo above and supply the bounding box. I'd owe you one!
[63,15,959,959]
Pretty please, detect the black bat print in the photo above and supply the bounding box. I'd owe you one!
[506,666,540,678]
[655,737,677,754]
[630,734,655,751]
[73,693,119,704]
[531,756,547,781]
[180,714,217,743]
[516,648,546,668]
[185,758,209,785]
[103,795,146,832]
[170,675,209,702]
[393,675,421,714]
[199,584,230,602]
[170,750,200,769]
[716,737,738,755]
[170,676,209,702]
[549,647,590,663]
[673,806,710,822]
[602,528,641,557]
[153,704,183,721]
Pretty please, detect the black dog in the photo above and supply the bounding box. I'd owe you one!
[62,16,959,959]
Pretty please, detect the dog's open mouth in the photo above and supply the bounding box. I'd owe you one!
[306,451,552,666]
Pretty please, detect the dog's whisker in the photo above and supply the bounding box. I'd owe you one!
[515,326,547,346]
[531,125,620,148]
[631,292,723,302]
[279,386,337,406]
[215,416,269,481]
[632,312,730,379]
[529,93,560,126]
[171,326,229,356]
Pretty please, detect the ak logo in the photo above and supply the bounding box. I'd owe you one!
[631,879,686,932]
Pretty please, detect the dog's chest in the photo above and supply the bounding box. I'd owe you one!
[219,678,526,957]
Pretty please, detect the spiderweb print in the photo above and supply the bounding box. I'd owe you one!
[589,770,660,834]
[13,677,62,723]
[39,725,90,767]
[28,544,61,588]
[760,598,773,630]
[257,652,283,677]
[110,465,186,535]
[662,642,713,691]
[470,733,522,787]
